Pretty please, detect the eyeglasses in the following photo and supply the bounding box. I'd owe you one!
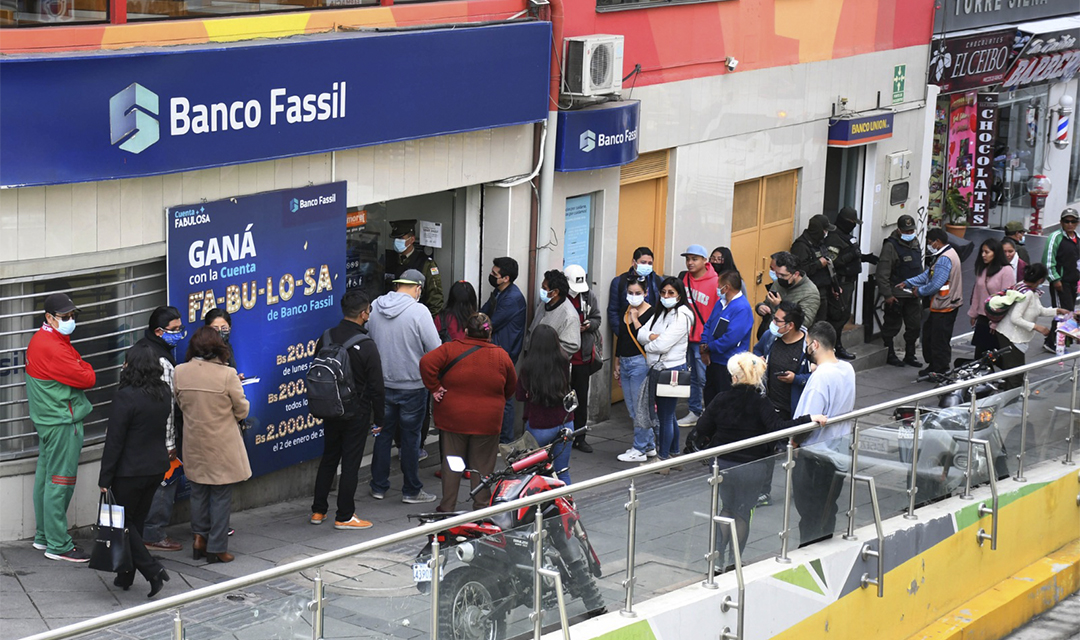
[1063,219,1079,225]
[163,327,188,337]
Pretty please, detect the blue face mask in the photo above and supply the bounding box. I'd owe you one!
[661,297,678,309]
[768,321,784,338]
[161,329,186,347]
[636,263,653,277]
[539,289,552,304]
[393,238,408,253]
[769,269,778,282]
[56,318,76,336]
[900,232,916,242]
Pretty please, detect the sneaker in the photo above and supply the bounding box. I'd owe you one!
[617,449,647,463]
[677,412,700,428]
[32,542,46,550]
[645,449,658,458]
[144,537,182,552]
[310,513,327,525]
[370,488,386,500]
[418,449,429,462]
[45,547,90,563]
[334,516,373,530]
[756,494,771,507]
[402,490,437,504]
[1043,344,1057,354]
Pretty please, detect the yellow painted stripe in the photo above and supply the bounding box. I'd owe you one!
[908,541,1080,640]
[203,13,313,43]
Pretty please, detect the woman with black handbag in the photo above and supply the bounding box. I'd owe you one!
[98,343,171,598]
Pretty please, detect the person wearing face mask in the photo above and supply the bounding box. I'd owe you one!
[1003,220,1030,265]
[607,247,663,333]
[615,278,656,463]
[25,293,97,562]
[754,251,820,340]
[899,228,964,377]
[385,219,444,316]
[676,245,720,428]
[824,207,878,360]
[700,271,754,407]
[203,309,237,370]
[790,322,856,548]
[563,265,603,453]
[524,269,581,359]
[790,214,836,325]
[480,257,527,444]
[132,306,186,553]
[874,214,924,368]
[709,247,739,275]
[1000,238,1025,283]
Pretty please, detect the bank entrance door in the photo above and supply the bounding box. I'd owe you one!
[612,151,669,403]
[729,170,799,343]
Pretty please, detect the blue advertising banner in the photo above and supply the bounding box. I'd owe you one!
[168,182,346,478]
[0,22,551,188]
[827,112,895,147]
[555,101,640,172]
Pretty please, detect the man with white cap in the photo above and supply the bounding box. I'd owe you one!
[564,265,602,453]
[677,244,719,427]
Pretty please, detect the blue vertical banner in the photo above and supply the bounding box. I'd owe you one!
[168,182,347,477]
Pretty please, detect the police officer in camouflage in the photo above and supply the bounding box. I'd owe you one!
[824,207,878,360]
[875,214,923,368]
[386,219,444,316]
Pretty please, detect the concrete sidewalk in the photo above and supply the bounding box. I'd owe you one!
[0,342,1067,640]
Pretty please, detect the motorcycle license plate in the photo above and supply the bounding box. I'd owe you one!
[412,562,433,583]
[858,435,889,454]
[897,425,914,441]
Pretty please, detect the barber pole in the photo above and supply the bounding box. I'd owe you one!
[1052,95,1073,149]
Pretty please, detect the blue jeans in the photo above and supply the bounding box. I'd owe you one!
[526,421,573,485]
[370,387,427,497]
[686,342,706,415]
[655,364,686,459]
[619,355,652,453]
[499,396,516,444]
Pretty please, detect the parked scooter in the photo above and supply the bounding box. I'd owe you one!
[410,427,604,640]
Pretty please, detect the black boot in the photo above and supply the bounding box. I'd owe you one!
[573,437,593,454]
[886,347,904,367]
[835,339,856,361]
[902,342,922,367]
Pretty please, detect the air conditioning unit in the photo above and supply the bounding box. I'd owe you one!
[563,35,624,97]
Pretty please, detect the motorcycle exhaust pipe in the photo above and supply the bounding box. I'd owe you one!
[456,542,475,563]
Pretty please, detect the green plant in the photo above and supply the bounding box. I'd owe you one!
[941,186,969,226]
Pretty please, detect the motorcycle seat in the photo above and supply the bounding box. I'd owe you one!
[408,511,469,524]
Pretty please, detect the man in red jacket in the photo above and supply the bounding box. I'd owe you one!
[26,293,96,562]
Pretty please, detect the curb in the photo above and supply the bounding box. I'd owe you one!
[908,540,1080,640]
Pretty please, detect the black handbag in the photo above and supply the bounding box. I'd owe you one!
[89,490,133,574]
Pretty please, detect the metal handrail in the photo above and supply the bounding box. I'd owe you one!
[716,516,745,640]
[20,350,1080,640]
[854,475,885,598]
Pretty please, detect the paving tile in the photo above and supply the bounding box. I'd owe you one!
[15,566,111,592]
[0,617,49,640]
[0,590,40,619]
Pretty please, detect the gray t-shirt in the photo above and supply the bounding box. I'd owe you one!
[795,360,856,446]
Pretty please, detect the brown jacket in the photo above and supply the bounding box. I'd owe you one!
[174,358,251,485]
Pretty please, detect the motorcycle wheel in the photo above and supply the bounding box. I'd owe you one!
[439,567,507,640]
[565,537,606,615]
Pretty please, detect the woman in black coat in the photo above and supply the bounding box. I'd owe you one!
[693,352,825,567]
[98,343,172,598]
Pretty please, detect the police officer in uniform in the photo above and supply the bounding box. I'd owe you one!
[386,219,444,316]
[825,207,877,360]
[790,214,836,325]
[875,214,923,367]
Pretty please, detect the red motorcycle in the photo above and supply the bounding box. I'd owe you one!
[410,428,604,640]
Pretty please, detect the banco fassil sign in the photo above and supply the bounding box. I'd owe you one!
[555,100,640,172]
[0,22,551,188]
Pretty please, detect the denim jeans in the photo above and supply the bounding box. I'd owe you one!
[655,364,687,459]
[370,387,427,497]
[686,342,706,415]
[526,420,573,485]
[618,355,651,453]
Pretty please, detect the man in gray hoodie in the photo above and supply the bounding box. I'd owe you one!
[365,270,441,504]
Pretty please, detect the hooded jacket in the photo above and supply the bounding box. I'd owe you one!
[791,229,831,287]
[366,291,442,390]
[25,323,96,428]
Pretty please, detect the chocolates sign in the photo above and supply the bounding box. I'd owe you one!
[930,29,1018,94]
[969,93,998,227]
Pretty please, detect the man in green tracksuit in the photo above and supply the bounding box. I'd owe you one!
[25,293,96,562]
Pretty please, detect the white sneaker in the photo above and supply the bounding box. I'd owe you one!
[677,412,700,427]
[617,449,647,463]
[621,448,637,456]
[645,449,658,458]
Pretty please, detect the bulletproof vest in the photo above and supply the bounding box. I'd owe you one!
[887,237,923,284]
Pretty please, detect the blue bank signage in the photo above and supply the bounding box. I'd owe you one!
[0,22,551,188]
[168,182,346,478]
[555,101,640,172]
[827,112,895,147]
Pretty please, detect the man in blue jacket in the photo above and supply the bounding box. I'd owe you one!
[480,257,528,443]
[701,270,754,407]
[607,247,664,331]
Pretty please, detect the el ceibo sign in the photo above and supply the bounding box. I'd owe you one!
[555,101,640,172]
[0,22,551,188]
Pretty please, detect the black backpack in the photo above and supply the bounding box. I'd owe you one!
[306,329,369,419]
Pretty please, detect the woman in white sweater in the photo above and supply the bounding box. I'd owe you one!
[992,262,1072,389]
[638,277,696,464]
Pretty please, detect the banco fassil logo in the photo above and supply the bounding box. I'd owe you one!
[290,198,300,213]
[110,84,160,154]
[579,130,596,153]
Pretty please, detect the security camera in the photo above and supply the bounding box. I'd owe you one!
[725,56,739,72]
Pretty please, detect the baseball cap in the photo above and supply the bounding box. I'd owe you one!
[680,244,708,259]
[564,264,589,294]
[392,269,424,286]
[838,207,862,224]
[1004,220,1027,233]
[389,219,417,238]
[897,214,916,232]
[808,214,836,234]
[44,293,78,316]
[1061,208,1079,222]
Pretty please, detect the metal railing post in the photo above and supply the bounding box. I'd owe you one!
[853,475,885,598]
[172,610,184,640]
[309,568,324,640]
[531,509,545,639]
[1015,373,1031,482]
[703,459,722,589]
[974,440,999,550]
[844,419,861,540]
[536,569,571,640]
[905,405,921,519]
[428,538,440,639]
[961,394,979,500]
[1066,358,1078,466]
[621,480,639,617]
[776,442,796,563]
[715,516,744,640]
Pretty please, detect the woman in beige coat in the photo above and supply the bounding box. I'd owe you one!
[174,327,251,563]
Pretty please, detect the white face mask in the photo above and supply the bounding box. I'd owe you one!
[56,318,76,336]
[626,293,645,307]
[661,297,678,309]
